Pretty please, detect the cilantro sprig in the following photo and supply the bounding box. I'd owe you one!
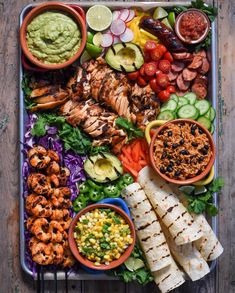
[115,117,144,141]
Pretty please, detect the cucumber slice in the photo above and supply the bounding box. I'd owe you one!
[160,100,177,112]
[194,186,207,196]
[197,116,211,130]
[177,97,188,109]
[204,109,211,120]
[179,185,195,195]
[195,100,210,116]
[170,94,179,103]
[157,110,175,121]
[184,92,197,105]
[210,107,216,121]
[210,124,215,134]
[177,105,199,120]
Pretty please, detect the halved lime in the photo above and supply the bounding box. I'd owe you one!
[161,18,172,30]
[194,186,207,196]
[179,185,195,195]
[153,7,168,20]
[86,5,112,32]
[80,50,92,65]
[87,31,94,44]
[93,32,103,47]
[124,257,145,272]
[168,12,176,28]
[85,43,102,58]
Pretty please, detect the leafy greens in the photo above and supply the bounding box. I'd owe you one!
[22,74,36,110]
[115,117,144,141]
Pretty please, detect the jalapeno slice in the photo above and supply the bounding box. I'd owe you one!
[73,195,89,212]
[89,189,104,202]
[122,173,134,185]
[87,179,103,190]
[79,182,89,194]
[103,185,120,197]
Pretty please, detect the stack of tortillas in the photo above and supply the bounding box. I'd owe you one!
[122,166,223,293]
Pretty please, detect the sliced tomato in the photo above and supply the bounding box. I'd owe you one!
[144,51,151,62]
[144,41,157,52]
[155,69,163,77]
[158,60,171,73]
[166,85,176,93]
[139,65,145,77]
[158,90,170,102]
[127,71,139,81]
[137,76,147,87]
[150,47,163,62]
[157,44,167,54]
[156,73,169,88]
[164,51,173,63]
[149,78,162,94]
[144,62,157,77]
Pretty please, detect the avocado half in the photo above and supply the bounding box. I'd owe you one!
[84,152,123,183]
[105,42,144,73]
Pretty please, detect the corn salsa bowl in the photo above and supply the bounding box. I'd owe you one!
[68,203,136,270]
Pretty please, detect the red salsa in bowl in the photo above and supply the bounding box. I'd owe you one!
[175,9,210,44]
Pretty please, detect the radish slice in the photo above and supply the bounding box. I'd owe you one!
[101,33,113,47]
[113,36,120,44]
[103,28,112,35]
[110,19,126,36]
[119,9,130,22]
[112,10,120,21]
[120,28,134,42]
[125,10,135,22]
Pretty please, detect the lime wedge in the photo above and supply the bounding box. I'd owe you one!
[194,186,207,196]
[93,32,103,47]
[86,43,102,58]
[179,185,195,195]
[161,18,173,30]
[87,31,94,44]
[153,7,168,20]
[168,12,176,27]
[80,50,92,65]
[124,257,145,272]
[86,5,112,32]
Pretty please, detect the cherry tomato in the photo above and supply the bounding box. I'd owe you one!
[158,90,170,102]
[156,73,169,88]
[155,69,163,77]
[150,78,162,94]
[157,44,167,55]
[144,41,157,52]
[137,76,147,87]
[144,52,151,62]
[150,47,163,62]
[166,85,176,93]
[158,60,171,73]
[139,65,145,77]
[164,51,173,63]
[127,71,139,81]
[144,62,157,77]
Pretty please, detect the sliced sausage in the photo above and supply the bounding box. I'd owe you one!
[195,75,208,86]
[168,70,178,81]
[173,52,193,60]
[192,82,207,99]
[171,61,185,73]
[176,73,190,91]
[197,50,206,58]
[182,68,198,81]
[198,58,210,74]
[188,56,203,69]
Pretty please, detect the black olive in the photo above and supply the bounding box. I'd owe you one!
[167,154,172,159]
[176,160,181,166]
[168,131,172,137]
[169,161,174,167]
[180,150,189,155]
[160,166,166,174]
[159,130,164,135]
[191,124,197,130]
[174,171,180,177]
[199,128,204,134]
[204,145,209,150]
[198,156,204,162]
[196,170,202,175]
[166,166,173,172]
[172,143,178,149]
[164,140,168,147]
[191,129,195,135]
[191,142,198,147]
[180,138,184,145]
[199,147,208,155]
[161,151,167,159]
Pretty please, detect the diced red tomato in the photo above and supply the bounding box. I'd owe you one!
[157,44,167,54]
[127,71,139,81]
[155,69,163,77]
[158,60,171,73]
[137,76,147,87]
[150,78,162,94]
[156,73,169,88]
[158,90,170,102]
[144,41,157,52]
[144,51,151,62]
[166,85,176,93]
[144,62,157,77]
[164,51,173,63]
[139,65,145,77]
[150,47,163,61]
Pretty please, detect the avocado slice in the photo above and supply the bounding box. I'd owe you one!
[105,43,144,73]
[84,152,123,183]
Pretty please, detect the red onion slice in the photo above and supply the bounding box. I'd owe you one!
[120,28,134,42]
[125,10,135,22]
[112,10,120,21]
[110,19,126,36]
[119,9,130,22]
[113,36,120,44]
[101,33,114,47]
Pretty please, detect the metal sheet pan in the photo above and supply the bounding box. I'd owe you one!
[19,1,218,280]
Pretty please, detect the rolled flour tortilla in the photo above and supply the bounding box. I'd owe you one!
[138,167,202,245]
[161,223,210,281]
[153,259,185,293]
[122,183,171,271]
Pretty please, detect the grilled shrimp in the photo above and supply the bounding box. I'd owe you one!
[46,161,60,175]
[50,209,70,221]
[47,150,60,162]
[30,218,51,242]
[28,146,51,169]
[50,187,72,208]
[62,247,75,267]
[27,173,50,195]
[49,220,64,243]
[58,167,70,186]
[52,243,64,264]
[29,238,54,265]
[49,174,60,188]
[25,194,52,218]
[59,217,72,230]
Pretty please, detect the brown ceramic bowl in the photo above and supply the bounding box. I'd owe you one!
[149,119,216,185]
[68,203,136,270]
[175,8,210,44]
[20,2,87,70]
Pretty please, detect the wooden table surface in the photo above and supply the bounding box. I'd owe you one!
[0,0,234,292]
